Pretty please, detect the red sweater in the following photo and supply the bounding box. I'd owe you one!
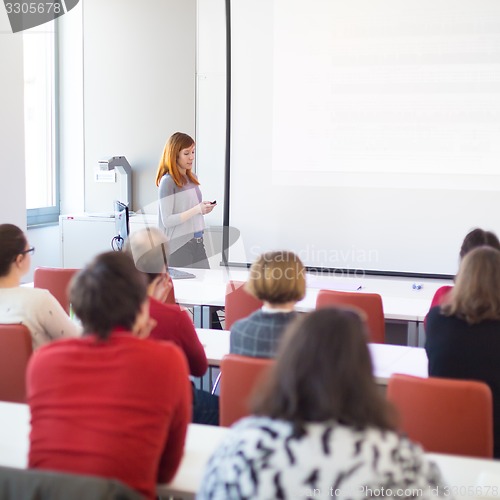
[148,297,208,377]
[28,331,192,500]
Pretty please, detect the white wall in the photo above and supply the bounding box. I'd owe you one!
[59,1,84,215]
[25,225,61,282]
[2,1,215,271]
[196,0,226,228]
[0,8,26,230]
[82,0,196,214]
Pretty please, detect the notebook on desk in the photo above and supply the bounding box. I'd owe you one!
[307,278,362,292]
[168,268,196,280]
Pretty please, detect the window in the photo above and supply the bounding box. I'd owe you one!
[24,23,59,226]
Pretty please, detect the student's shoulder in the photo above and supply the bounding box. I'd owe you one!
[426,304,452,327]
[30,335,87,364]
[149,298,192,327]
[142,335,186,361]
[149,296,183,317]
[232,309,263,328]
[5,286,55,305]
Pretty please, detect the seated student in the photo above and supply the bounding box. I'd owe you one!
[199,309,448,500]
[27,252,191,500]
[0,223,79,349]
[124,227,218,426]
[426,245,500,459]
[230,251,305,358]
[428,228,500,310]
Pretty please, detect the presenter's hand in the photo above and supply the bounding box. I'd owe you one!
[199,201,216,215]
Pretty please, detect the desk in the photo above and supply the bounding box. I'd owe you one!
[175,267,450,346]
[0,401,29,469]
[196,329,428,386]
[2,402,499,500]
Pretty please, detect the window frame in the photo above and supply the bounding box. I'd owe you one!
[26,20,60,227]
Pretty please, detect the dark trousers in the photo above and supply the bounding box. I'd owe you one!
[192,384,219,426]
[169,239,210,269]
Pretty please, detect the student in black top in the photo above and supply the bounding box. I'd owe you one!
[425,245,500,458]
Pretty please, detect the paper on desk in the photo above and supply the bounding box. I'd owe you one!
[307,278,362,292]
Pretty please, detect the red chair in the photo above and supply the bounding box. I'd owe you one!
[387,374,493,458]
[316,289,385,344]
[0,324,33,403]
[219,354,274,427]
[224,281,263,330]
[33,267,79,315]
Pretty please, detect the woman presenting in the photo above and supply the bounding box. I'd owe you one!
[156,132,216,268]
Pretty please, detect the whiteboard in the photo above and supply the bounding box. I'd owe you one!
[224,0,500,277]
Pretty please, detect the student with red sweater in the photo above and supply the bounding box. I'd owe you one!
[28,252,191,500]
[124,227,218,425]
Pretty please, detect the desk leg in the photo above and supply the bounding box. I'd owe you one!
[406,321,418,347]
[202,306,212,329]
[202,305,224,329]
[417,322,426,348]
[193,306,203,328]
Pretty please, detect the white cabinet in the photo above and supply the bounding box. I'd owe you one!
[60,213,157,268]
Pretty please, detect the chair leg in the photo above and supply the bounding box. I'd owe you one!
[211,372,222,395]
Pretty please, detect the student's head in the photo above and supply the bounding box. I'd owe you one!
[443,246,500,324]
[459,228,500,260]
[245,251,306,305]
[123,227,169,285]
[69,251,148,340]
[0,223,33,278]
[155,132,200,188]
[252,308,396,436]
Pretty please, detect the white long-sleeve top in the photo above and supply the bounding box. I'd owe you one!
[0,287,80,349]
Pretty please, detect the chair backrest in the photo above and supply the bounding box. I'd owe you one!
[219,354,274,427]
[224,280,263,330]
[387,373,493,458]
[33,267,79,314]
[0,325,33,403]
[315,289,385,344]
[0,465,142,500]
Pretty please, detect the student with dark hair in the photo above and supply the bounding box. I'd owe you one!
[428,227,500,310]
[28,251,191,500]
[200,309,447,499]
[0,223,79,348]
[426,246,500,458]
[124,227,219,425]
[230,251,306,358]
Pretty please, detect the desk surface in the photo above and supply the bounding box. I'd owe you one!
[1,402,499,500]
[173,267,450,323]
[197,328,428,384]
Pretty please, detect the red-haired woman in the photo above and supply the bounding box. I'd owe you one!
[155,132,216,269]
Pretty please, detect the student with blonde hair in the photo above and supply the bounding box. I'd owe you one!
[230,251,306,358]
[426,245,500,458]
